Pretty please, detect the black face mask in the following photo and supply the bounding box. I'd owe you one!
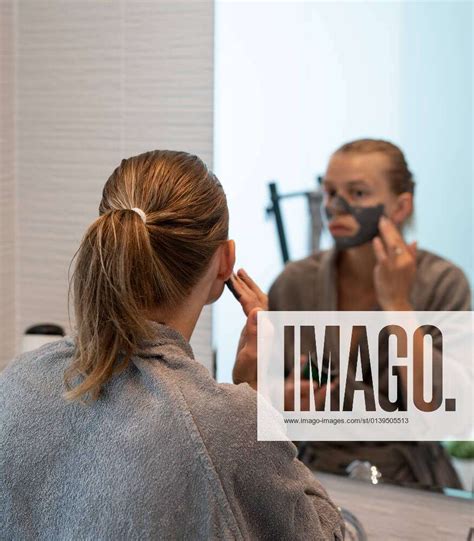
[325,195,384,249]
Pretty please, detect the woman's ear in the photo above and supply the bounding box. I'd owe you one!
[217,239,236,281]
[389,193,413,226]
[203,240,236,306]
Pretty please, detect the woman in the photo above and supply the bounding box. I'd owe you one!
[268,139,470,490]
[1,151,343,540]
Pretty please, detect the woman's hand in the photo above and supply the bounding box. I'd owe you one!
[233,307,260,390]
[372,216,417,311]
[284,356,338,410]
[231,269,268,390]
[228,269,268,315]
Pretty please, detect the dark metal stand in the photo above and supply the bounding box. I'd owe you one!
[266,180,323,264]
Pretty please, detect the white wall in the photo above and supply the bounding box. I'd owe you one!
[214,1,472,382]
[399,1,472,283]
[4,0,215,370]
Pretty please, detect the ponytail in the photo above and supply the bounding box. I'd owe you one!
[65,150,228,401]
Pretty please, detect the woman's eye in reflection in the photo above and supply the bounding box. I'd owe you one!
[351,188,369,200]
[324,187,337,198]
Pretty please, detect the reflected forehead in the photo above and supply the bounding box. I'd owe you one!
[323,178,369,187]
[325,152,390,187]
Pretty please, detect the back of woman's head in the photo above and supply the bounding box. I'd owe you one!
[66,150,228,401]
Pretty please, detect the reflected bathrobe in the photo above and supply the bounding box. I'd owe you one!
[0,322,344,540]
[268,247,470,489]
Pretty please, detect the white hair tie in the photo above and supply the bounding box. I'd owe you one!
[131,207,147,224]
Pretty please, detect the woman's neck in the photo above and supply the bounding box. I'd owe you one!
[146,296,205,342]
[337,243,377,286]
[147,306,202,342]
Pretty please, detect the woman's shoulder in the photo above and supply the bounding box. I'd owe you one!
[268,249,333,305]
[0,338,75,433]
[275,249,332,279]
[414,248,471,310]
[176,370,290,450]
[416,248,465,275]
[1,337,74,390]
[177,377,343,539]
[178,368,258,428]
[415,248,470,289]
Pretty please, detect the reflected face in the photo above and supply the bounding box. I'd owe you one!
[322,152,399,241]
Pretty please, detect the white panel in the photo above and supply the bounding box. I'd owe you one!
[16,0,214,371]
[0,0,16,369]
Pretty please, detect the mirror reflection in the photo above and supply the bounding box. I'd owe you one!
[214,1,473,497]
[266,138,470,492]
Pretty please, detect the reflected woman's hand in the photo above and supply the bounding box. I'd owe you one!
[373,217,417,311]
[284,356,339,410]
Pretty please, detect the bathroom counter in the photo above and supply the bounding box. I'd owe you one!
[317,472,473,540]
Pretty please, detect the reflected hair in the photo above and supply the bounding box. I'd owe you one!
[65,150,228,401]
[335,138,415,195]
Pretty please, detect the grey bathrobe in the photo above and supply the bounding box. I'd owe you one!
[268,247,471,489]
[0,323,344,541]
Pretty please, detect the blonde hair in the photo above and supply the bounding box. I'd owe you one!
[336,138,415,195]
[65,150,228,401]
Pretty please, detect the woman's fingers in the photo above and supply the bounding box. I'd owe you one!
[372,236,388,264]
[233,272,254,296]
[407,241,417,259]
[229,272,256,300]
[246,306,260,337]
[379,216,404,244]
[229,269,268,315]
[237,268,268,305]
[373,220,417,311]
[237,268,263,294]
[286,355,309,381]
[232,307,262,389]
[225,275,242,299]
[378,216,408,257]
[285,375,339,410]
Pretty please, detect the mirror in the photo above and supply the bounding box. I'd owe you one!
[214,0,473,497]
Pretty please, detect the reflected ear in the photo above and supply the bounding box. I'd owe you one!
[217,239,236,281]
[390,193,413,226]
